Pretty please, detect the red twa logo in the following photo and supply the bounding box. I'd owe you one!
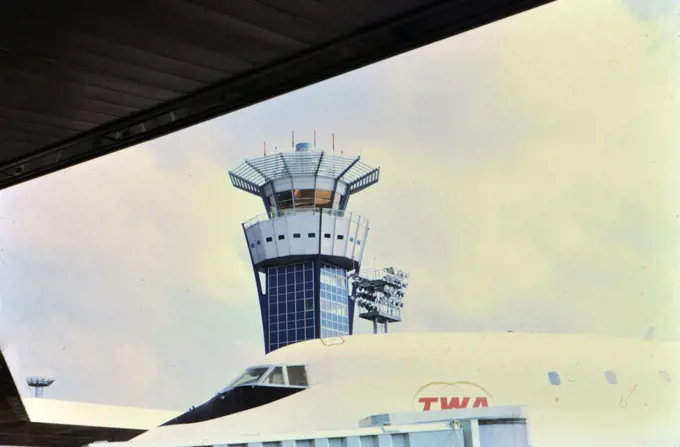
[418,396,489,411]
[412,381,492,412]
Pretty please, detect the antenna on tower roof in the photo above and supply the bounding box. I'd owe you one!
[291,130,295,149]
[264,141,267,156]
[332,133,335,154]
[314,129,317,148]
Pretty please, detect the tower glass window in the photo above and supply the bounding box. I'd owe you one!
[314,189,332,208]
[267,262,316,352]
[273,189,339,210]
[319,262,350,338]
[294,189,316,208]
[275,190,294,209]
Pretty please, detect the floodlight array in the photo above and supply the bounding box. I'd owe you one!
[350,267,409,320]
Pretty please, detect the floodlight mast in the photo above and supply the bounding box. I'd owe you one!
[229,135,380,353]
[26,376,55,398]
[350,267,409,334]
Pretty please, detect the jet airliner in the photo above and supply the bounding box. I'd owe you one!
[124,331,680,447]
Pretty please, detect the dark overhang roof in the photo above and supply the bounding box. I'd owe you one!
[0,350,28,427]
[0,422,144,447]
[0,0,554,191]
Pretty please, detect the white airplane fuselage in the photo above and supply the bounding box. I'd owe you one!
[130,332,680,447]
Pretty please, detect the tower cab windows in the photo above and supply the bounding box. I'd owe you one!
[268,189,344,211]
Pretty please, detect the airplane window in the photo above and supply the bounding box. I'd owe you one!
[221,366,269,391]
[287,365,309,387]
[604,370,617,384]
[658,370,671,384]
[548,371,561,386]
[264,366,285,385]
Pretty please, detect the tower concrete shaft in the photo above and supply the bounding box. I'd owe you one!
[230,140,379,353]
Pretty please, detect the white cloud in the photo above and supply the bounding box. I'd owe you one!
[345,0,680,337]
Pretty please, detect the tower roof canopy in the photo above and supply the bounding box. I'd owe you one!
[229,151,379,196]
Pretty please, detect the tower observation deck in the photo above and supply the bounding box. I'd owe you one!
[229,140,380,353]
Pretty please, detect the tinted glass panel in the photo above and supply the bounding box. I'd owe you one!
[294,189,316,208]
[266,262,316,352]
[319,262,349,338]
[276,190,294,209]
[222,367,269,392]
[264,367,285,385]
[315,189,333,207]
[287,366,309,387]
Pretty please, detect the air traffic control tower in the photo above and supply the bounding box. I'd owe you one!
[229,140,380,353]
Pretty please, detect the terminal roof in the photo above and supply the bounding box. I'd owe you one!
[0,0,552,191]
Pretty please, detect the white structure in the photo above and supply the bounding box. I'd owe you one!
[98,406,530,447]
[229,140,380,353]
[21,398,179,432]
[123,331,680,447]
[242,209,368,269]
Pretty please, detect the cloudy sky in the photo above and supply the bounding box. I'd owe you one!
[0,0,679,411]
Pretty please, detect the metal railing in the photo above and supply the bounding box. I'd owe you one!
[243,207,368,229]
